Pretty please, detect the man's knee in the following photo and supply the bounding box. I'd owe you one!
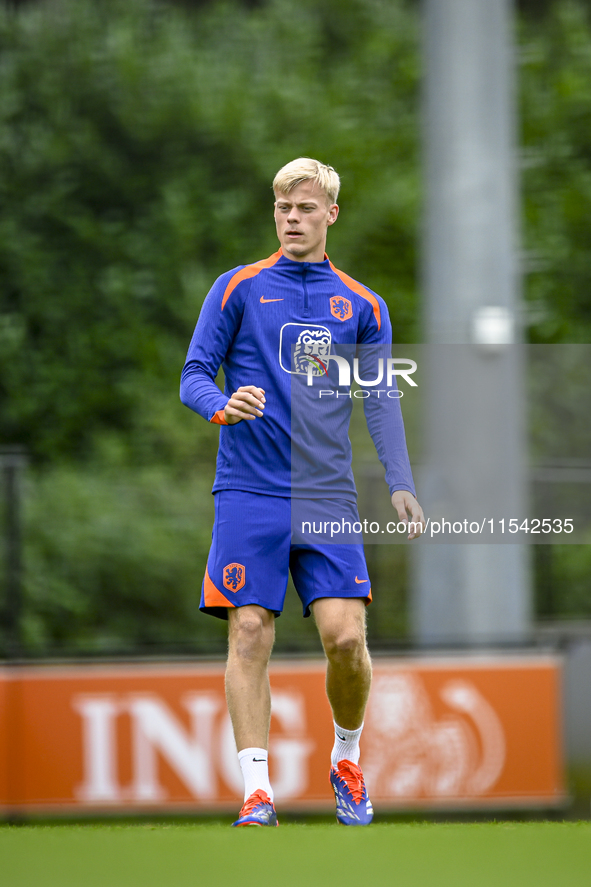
[312,598,369,662]
[323,631,366,659]
[228,606,275,662]
[320,622,368,663]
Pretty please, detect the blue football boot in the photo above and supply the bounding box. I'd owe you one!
[330,759,374,825]
[232,790,278,827]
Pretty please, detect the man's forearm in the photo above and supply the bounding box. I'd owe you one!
[180,361,228,422]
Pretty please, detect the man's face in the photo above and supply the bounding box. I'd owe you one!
[274,180,339,263]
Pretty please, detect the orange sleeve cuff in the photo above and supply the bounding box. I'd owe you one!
[210,409,228,426]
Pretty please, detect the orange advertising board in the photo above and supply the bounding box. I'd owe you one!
[0,656,564,814]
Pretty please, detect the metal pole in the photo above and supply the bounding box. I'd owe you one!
[1,447,27,658]
[414,0,531,645]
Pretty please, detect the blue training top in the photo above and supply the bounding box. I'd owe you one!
[180,249,416,501]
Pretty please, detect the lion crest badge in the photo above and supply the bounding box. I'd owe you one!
[223,563,245,592]
[330,296,353,322]
[279,323,332,376]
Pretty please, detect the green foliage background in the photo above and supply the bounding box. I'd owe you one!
[0,0,590,655]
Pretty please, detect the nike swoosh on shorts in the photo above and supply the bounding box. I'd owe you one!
[355,577,369,584]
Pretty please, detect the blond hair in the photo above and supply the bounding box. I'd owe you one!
[273,157,340,204]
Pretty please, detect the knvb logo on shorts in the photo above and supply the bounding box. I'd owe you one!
[279,323,332,376]
[223,563,245,592]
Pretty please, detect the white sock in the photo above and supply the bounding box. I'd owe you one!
[331,722,363,768]
[238,747,274,802]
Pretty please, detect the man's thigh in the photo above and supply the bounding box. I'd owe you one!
[310,596,368,646]
[200,491,292,619]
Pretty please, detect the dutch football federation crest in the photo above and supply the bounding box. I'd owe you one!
[223,563,245,592]
[279,323,332,375]
[330,296,353,322]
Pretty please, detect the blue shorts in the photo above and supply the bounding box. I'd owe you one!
[201,491,372,620]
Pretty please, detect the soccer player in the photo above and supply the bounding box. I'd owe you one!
[180,158,424,826]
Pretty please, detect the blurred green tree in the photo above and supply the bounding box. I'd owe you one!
[520,0,591,342]
[0,0,420,466]
[520,2,591,619]
[1,0,591,655]
[0,0,419,654]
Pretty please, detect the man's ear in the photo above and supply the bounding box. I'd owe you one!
[327,204,339,226]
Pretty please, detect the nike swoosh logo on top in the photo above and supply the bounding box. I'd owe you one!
[260,296,284,303]
[355,577,369,584]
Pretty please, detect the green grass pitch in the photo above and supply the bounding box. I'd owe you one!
[2,820,590,887]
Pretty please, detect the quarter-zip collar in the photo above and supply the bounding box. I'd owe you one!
[276,248,330,269]
[274,250,330,316]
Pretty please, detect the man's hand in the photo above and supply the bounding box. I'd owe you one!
[391,490,425,540]
[224,386,266,425]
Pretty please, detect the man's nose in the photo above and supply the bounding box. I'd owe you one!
[287,206,300,223]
